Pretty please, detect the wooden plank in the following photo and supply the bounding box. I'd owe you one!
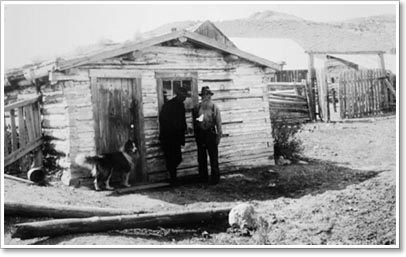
[89,69,143,79]
[31,102,39,138]
[9,109,18,152]
[303,80,313,121]
[307,53,316,121]
[269,93,307,100]
[34,102,42,138]
[26,105,36,141]
[90,77,100,152]
[353,72,358,117]
[269,99,308,106]
[115,182,170,194]
[4,174,34,184]
[18,107,27,147]
[365,70,371,115]
[133,78,148,183]
[4,96,40,112]
[316,69,326,121]
[155,71,198,79]
[383,78,396,97]
[4,137,43,167]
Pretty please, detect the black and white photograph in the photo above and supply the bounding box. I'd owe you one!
[1,0,400,248]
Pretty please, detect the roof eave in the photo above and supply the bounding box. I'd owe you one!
[183,31,281,71]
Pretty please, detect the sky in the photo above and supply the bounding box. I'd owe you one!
[2,1,398,70]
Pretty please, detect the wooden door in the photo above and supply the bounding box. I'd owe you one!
[90,72,146,183]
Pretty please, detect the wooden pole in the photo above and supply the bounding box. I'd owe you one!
[307,53,316,121]
[5,201,146,219]
[4,174,34,184]
[378,53,386,72]
[12,207,232,240]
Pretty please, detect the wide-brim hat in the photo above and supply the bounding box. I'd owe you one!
[199,86,214,96]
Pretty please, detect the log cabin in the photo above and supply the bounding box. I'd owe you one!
[4,21,282,186]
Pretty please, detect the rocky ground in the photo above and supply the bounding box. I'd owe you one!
[2,116,397,246]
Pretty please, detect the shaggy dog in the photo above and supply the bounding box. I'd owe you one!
[75,140,139,191]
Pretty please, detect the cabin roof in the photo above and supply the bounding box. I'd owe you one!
[5,21,281,85]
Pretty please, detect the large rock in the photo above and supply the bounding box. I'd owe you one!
[228,203,258,230]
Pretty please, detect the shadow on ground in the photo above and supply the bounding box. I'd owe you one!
[107,159,383,205]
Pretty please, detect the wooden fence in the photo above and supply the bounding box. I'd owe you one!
[268,81,311,124]
[339,69,396,119]
[4,96,43,168]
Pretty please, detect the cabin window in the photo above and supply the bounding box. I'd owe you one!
[162,79,193,110]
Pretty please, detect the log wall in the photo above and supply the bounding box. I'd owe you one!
[89,46,275,182]
[42,72,96,185]
[6,44,276,185]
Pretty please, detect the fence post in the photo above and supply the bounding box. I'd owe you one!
[307,53,316,121]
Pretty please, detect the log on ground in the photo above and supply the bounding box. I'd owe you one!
[5,201,146,219]
[12,207,232,240]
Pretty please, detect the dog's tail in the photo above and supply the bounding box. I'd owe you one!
[75,154,102,176]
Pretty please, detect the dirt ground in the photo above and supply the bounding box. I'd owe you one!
[2,115,397,246]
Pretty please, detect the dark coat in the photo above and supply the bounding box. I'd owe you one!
[159,97,186,146]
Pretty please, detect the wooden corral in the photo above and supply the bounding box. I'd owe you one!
[339,69,396,119]
[307,50,396,121]
[4,21,281,186]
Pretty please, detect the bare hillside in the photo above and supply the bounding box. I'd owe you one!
[148,10,396,53]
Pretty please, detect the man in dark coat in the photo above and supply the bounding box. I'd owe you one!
[159,87,188,185]
[193,86,222,185]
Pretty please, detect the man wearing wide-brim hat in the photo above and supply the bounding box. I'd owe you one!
[193,86,222,185]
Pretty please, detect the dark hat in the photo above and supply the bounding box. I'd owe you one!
[175,87,188,97]
[199,86,214,96]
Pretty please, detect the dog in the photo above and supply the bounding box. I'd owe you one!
[75,140,139,191]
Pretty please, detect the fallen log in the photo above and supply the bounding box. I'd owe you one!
[5,201,146,219]
[13,207,232,240]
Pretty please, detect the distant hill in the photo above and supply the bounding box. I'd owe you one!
[147,10,396,53]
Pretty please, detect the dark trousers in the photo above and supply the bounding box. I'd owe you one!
[196,131,220,184]
[162,141,182,182]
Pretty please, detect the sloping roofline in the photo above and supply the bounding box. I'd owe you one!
[57,29,281,71]
[6,28,281,84]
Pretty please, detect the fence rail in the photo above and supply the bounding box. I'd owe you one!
[4,96,43,167]
[268,82,311,124]
[339,69,396,119]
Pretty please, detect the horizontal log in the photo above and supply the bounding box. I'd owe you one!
[13,207,232,240]
[4,201,147,218]
[81,65,235,71]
